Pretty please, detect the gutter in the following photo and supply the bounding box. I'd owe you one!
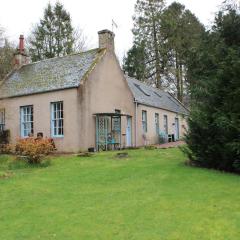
[134,99,138,147]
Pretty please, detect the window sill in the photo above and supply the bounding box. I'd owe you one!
[52,136,64,139]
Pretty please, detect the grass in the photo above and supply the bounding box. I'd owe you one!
[0,148,240,239]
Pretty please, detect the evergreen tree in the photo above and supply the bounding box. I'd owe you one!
[28,2,83,62]
[185,7,240,172]
[132,0,166,88]
[123,1,204,103]
[161,2,204,101]
[123,42,147,81]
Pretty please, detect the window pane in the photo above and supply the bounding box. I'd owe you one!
[51,102,64,136]
[21,106,33,137]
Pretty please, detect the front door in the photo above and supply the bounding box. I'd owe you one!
[175,118,179,141]
[126,116,132,147]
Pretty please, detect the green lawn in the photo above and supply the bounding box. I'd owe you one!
[0,148,240,240]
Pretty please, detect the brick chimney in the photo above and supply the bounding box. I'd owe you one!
[13,35,30,69]
[98,29,115,52]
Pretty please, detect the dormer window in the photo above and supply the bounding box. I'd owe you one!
[154,91,162,98]
[134,83,151,97]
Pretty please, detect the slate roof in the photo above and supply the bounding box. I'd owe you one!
[0,48,105,99]
[126,76,189,115]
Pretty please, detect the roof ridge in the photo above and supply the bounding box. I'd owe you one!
[21,48,100,67]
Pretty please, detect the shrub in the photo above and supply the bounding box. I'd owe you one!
[0,130,10,144]
[0,144,14,154]
[15,138,55,164]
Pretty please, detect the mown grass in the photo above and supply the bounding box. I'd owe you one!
[0,148,240,239]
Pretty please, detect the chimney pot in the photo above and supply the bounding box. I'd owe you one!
[13,34,30,69]
[19,35,25,54]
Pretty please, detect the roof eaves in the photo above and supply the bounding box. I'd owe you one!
[167,92,190,113]
[0,86,78,100]
[135,100,188,115]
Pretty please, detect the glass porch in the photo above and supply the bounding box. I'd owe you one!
[94,113,130,151]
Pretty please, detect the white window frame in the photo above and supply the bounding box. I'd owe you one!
[155,113,159,134]
[20,105,34,137]
[51,101,64,138]
[0,109,5,132]
[142,110,147,133]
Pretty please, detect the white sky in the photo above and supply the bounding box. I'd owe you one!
[0,0,223,61]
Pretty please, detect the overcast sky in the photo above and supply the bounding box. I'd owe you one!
[0,0,223,61]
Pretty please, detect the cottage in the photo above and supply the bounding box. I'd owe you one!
[0,30,188,152]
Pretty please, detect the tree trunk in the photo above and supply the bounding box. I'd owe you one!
[179,63,184,102]
[150,0,161,89]
[176,53,181,100]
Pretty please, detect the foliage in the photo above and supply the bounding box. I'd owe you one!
[123,42,147,81]
[131,0,166,88]
[15,137,55,164]
[0,143,14,154]
[129,1,202,87]
[0,27,15,81]
[0,148,240,239]
[185,6,240,172]
[160,2,204,101]
[0,129,10,144]
[123,1,204,103]
[28,2,86,62]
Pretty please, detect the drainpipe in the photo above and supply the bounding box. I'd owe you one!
[134,99,138,147]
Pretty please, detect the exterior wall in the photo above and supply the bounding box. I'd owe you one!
[0,49,188,152]
[0,88,80,152]
[136,104,188,146]
[77,50,135,150]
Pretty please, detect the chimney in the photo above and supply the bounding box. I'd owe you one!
[19,35,24,54]
[13,35,30,69]
[98,29,115,52]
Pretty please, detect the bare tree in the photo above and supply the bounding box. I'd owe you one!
[0,26,15,81]
[73,27,88,53]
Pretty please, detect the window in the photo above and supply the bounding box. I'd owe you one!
[20,105,33,137]
[134,83,151,96]
[154,92,162,98]
[163,115,168,134]
[51,101,64,137]
[155,113,159,134]
[142,110,147,132]
[0,109,5,132]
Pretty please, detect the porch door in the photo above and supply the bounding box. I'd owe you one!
[175,118,179,141]
[126,116,132,147]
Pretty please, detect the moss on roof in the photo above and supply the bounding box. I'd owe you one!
[0,48,105,99]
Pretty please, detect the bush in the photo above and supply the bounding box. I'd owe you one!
[0,144,14,154]
[15,138,55,164]
[0,130,10,144]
